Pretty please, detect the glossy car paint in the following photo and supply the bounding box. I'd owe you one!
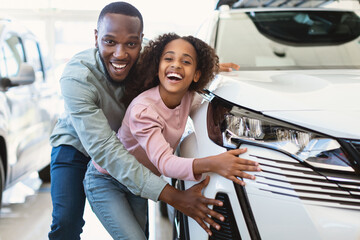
[176,5,360,240]
[0,19,62,204]
[211,70,360,138]
[181,101,360,239]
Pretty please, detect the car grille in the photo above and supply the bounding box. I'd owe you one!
[248,148,360,209]
[210,193,241,240]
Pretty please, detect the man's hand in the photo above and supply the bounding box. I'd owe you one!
[219,62,240,72]
[158,176,224,236]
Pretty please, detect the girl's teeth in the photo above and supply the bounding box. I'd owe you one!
[167,73,182,80]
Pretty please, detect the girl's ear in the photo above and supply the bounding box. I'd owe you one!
[194,70,201,83]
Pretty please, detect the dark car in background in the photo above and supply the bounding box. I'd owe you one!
[0,18,62,206]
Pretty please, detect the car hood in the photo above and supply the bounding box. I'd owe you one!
[210,69,360,139]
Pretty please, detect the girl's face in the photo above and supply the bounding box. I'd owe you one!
[158,39,201,101]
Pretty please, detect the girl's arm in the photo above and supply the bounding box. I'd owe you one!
[193,148,261,186]
[127,104,260,184]
[127,104,200,181]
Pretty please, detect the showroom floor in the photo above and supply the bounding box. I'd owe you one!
[0,174,172,240]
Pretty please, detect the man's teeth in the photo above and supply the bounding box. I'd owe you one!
[112,63,126,69]
[166,73,183,80]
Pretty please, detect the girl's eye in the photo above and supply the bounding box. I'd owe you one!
[182,58,193,65]
[164,57,173,61]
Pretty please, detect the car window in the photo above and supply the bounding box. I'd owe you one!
[0,33,24,77]
[215,10,360,70]
[248,11,360,45]
[23,38,44,81]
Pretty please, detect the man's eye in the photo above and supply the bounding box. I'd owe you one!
[128,42,137,47]
[104,40,114,45]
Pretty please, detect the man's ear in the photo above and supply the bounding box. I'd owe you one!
[194,70,201,82]
[94,29,99,48]
[140,33,144,51]
[141,33,144,42]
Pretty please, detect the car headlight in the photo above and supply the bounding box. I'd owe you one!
[205,92,355,173]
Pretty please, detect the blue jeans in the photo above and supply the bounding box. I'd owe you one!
[84,162,148,240]
[48,145,91,240]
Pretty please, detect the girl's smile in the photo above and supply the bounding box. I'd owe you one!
[165,72,183,82]
[158,39,200,108]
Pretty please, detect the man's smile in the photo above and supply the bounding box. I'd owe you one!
[111,62,127,71]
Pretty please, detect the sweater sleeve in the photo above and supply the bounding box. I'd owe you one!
[128,104,201,181]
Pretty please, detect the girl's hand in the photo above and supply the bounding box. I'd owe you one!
[211,148,260,185]
[219,62,240,72]
[193,148,260,185]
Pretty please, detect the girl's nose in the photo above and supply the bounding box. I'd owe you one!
[171,60,182,69]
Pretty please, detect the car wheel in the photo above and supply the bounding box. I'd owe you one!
[0,157,4,209]
[38,164,51,182]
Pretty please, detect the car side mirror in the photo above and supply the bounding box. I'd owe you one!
[0,63,35,90]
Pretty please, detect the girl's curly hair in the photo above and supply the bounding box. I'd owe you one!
[122,32,219,107]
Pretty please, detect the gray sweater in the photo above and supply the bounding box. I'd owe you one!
[50,48,167,201]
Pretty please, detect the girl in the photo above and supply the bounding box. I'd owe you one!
[84,33,260,240]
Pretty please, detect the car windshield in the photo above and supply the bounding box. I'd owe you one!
[215,10,360,70]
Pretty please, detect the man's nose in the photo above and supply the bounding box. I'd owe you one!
[113,45,127,59]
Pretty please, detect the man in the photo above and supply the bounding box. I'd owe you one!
[48,2,232,239]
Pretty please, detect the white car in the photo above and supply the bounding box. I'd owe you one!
[0,19,62,206]
[172,2,360,240]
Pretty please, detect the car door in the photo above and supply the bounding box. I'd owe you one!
[22,34,58,174]
[0,29,48,184]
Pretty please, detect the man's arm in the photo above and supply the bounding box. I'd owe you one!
[61,77,166,200]
[60,77,224,234]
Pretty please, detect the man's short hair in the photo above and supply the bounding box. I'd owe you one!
[97,1,144,31]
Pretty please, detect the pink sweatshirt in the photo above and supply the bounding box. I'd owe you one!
[93,86,200,181]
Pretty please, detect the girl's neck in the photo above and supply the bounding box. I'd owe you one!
[158,87,187,109]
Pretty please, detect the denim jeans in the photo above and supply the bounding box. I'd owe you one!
[84,162,148,240]
[48,145,91,240]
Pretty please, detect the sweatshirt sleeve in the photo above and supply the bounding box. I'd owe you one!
[127,104,201,181]
[60,77,167,201]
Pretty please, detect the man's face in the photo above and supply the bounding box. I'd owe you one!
[95,13,143,83]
